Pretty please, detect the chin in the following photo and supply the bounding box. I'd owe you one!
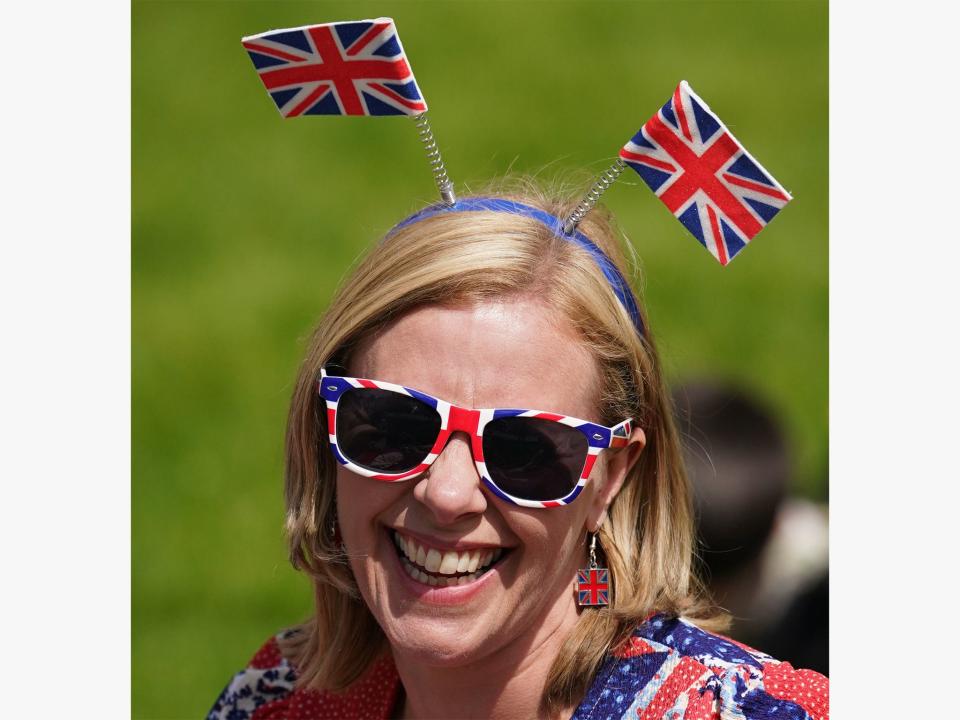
[353,531,521,667]
[385,617,496,667]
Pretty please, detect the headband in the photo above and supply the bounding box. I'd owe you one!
[392,197,645,336]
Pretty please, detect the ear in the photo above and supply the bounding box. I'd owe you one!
[585,426,647,533]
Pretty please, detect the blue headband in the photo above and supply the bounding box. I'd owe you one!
[392,197,645,336]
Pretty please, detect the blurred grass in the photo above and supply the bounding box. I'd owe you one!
[132,1,827,717]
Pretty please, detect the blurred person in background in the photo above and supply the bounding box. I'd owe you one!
[672,381,828,675]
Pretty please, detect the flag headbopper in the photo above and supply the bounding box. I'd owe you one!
[564,81,792,266]
[241,27,785,257]
[242,18,456,205]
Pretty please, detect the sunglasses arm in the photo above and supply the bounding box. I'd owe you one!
[607,419,633,449]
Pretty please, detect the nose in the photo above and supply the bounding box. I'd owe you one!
[413,431,488,524]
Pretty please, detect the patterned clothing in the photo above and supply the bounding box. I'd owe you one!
[208,615,828,719]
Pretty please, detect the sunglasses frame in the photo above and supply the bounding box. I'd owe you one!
[318,367,633,509]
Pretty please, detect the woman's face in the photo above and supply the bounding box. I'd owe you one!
[336,296,640,667]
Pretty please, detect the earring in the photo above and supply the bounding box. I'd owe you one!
[576,532,610,607]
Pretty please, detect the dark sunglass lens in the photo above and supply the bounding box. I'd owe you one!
[335,389,442,473]
[482,417,588,501]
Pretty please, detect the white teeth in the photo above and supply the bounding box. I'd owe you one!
[438,551,460,575]
[393,531,504,582]
[424,548,442,573]
[401,556,489,588]
[401,559,418,581]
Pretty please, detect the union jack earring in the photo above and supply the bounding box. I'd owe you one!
[576,532,610,606]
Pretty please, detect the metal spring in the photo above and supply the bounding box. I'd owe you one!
[562,158,626,235]
[412,112,456,206]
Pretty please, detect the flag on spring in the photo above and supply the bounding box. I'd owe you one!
[620,81,792,265]
[242,18,427,118]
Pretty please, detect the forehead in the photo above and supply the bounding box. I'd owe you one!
[350,297,602,421]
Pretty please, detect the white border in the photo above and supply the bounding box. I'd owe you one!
[831,2,959,715]
[0,2,130,717]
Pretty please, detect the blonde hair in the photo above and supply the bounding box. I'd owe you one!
[279,178,725,713]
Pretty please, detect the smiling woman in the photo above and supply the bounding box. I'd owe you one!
[206,182,828,720]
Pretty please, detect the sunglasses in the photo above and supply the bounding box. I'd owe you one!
[318,367,633,508]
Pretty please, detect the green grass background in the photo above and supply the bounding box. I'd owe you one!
[132,1,827,717]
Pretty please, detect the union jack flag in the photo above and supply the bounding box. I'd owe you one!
[620,81,792,265]
[577,568,609,606]
[241,18,427,118]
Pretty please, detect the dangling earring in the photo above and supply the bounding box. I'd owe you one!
[576,532,610,606]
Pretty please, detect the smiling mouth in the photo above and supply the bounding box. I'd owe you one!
[391,529,506,588]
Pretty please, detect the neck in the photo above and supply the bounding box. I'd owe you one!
[394,592,580,720]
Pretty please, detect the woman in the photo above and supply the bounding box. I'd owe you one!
[208,185,828,720]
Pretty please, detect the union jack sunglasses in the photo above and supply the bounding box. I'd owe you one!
[318,367,633,508]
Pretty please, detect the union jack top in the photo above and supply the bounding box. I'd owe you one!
[241,18,427,118]
[208,615,828,719]
[621,81,792,265]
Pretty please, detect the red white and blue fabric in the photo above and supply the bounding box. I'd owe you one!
[241,18,427,118]
[620,81,792,265]
[208,615,828,719]
[577,568,610,606]
[319,368,632,509]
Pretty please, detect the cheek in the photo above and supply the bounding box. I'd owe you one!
[334,468,413,549]
[334,469,383,548]
[511,504,591,580]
